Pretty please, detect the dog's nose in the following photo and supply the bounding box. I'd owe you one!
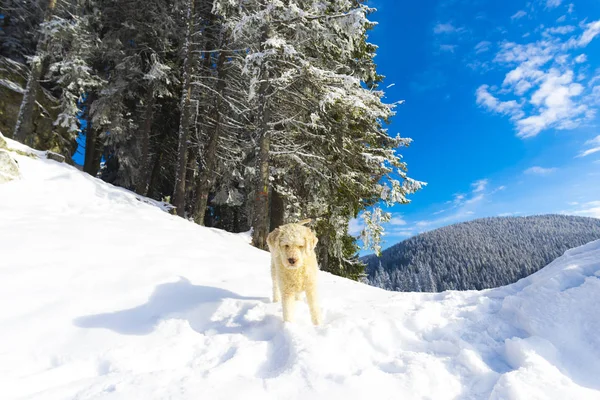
[288,258,296,265]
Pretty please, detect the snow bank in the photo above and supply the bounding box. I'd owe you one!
[0,132,20,183]
[1,140,599,400]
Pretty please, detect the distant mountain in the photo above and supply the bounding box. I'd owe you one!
[362,215,600,292]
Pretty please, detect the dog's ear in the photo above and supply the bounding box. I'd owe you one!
[306,230,319,250]
[267,228,281,251]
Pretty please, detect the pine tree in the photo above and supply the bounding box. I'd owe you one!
[172,0,198,216]
[13,0,57,144]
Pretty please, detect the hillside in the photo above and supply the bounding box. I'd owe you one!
[1,139,600,399]
[363,215,600,292]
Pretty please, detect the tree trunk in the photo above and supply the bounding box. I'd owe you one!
[13,0,56,144]
[147,150,163,198]
[172,0,196,217]
[270,189,284,232]
[83,93,98,175]
[14,58,44,144]
[90,134,103,175]
[251,25,273,250]
[185,146,196,208]
[193,49,228,225]
[135,88,155,195]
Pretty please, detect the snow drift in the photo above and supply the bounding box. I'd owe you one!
[1,139,599,400]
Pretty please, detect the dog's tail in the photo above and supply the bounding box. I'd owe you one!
[297,218,312,226]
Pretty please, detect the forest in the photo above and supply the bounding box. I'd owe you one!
[0,0,423,279]
[362,215,600,292]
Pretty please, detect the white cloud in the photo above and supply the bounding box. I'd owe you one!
[525,166,558,175]
[546,0,562,8]
[511,10,527,20]
[476,85,524,118]
[580,148,600,157]
[544,25,576,36]
[578,135,600,157]
[440,44,458,53]
[498,212,522,217]
[416,179,498,230]
[389,216,407,226]
[415,210,474,228]
[434,22,463,35]
[477,19,600,138]
[471,179,489,193]
[568,201,600,218]
[475,41,492,54]
[516,69,588,138]
[386,228,414,238]
[576,20,600,47]
[465,193,485,204]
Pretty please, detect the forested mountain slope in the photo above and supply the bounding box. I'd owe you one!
[363,215,600,292]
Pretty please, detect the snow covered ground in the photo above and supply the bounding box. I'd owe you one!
[1,139,599,400]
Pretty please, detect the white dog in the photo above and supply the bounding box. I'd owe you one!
[267,222,322,326]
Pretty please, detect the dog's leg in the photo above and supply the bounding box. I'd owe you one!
[271,259,281,303]
[306,286,322,326]
[282,293,296,323]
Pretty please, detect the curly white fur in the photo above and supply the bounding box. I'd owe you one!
[267,223,322,326]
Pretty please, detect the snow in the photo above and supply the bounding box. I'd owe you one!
[0,78,25,94]
[1,139,599,400]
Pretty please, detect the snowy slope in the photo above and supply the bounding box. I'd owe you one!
[1,140,599,400]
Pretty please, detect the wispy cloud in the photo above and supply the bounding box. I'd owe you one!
[471,179,489,192]
[439,44,458,53]
[475,41,492,54]
[413,179,496,230]
[511,10,527,20]
[578,135,600,157]
[476,85,524,118]
[546,0,562,9]
[498,211,523,217]
[386,228,415,238]
[389,216,407,226]
[525,166,558,175]
[433,22,464,35]
[416,210,475,228]
[579,148,600,157]
[564,201,600,218]
[476,19,600,138]
[543,25,576,36]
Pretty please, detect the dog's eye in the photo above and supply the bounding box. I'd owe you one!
[299,245,304,249]
[285,244,289,249]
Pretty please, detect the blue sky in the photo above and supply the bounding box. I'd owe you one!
[352,0,600,251]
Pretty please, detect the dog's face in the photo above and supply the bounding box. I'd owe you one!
[268,225,318,270]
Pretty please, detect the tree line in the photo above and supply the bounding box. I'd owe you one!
[1,0,423,279]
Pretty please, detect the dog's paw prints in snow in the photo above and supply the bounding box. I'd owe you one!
[184,298,287,379]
